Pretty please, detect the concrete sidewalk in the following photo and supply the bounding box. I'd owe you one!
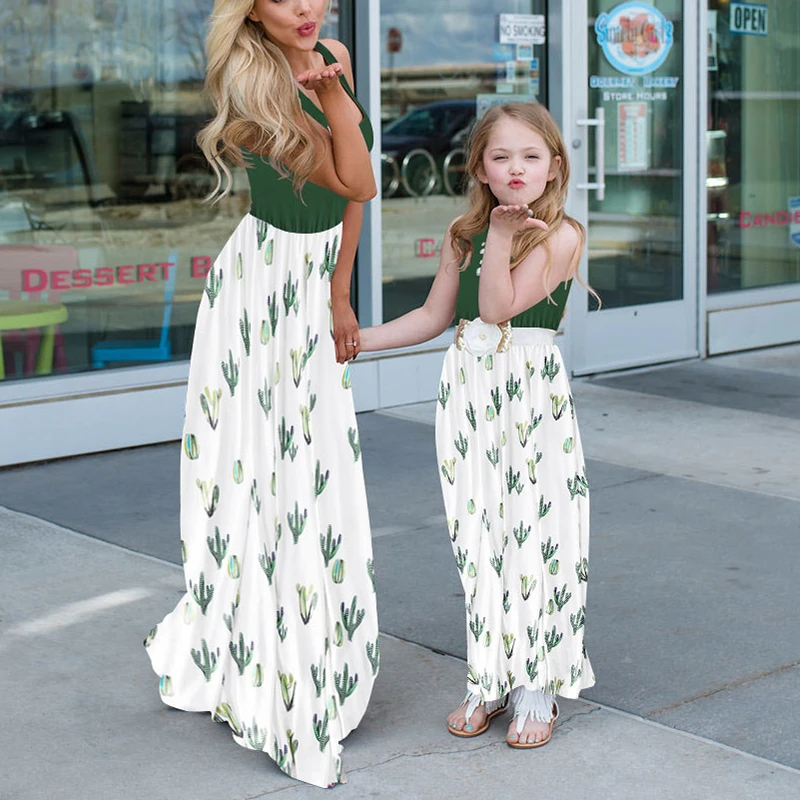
[1,345,799,799]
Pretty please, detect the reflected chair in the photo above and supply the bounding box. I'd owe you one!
[0,244,74,377]
[91,251,178,368]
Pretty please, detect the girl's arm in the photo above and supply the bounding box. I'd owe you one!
[478,206,580,324]
[360,225,461,352]
[299,41,377,202]
[331,200,363,364]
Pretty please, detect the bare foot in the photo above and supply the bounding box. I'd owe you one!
[506,715,552,746]
[447,700,487,734]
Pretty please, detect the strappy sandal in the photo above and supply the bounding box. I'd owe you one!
[507,688,559,749]
[447,693,509,738]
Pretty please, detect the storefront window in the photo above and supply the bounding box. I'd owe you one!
[0,1,340,382]
[707,1,800,294]
[587,0,684,311]
[380,1,548,321]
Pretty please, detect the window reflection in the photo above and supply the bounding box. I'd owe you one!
[706,1,800,294]
[0,1,339,382]
[380,1,547,322]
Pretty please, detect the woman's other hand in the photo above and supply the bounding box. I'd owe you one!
[332,297,360,363]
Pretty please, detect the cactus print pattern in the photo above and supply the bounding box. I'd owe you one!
[145,215,378,789]
[436,331,594,705]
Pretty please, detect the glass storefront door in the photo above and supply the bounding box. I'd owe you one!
[707,0,800,297]
[705,0,800,354]
[553,0,699,374]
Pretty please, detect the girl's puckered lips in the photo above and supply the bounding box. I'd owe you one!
[297,22,316,36]
[509,179,526,189]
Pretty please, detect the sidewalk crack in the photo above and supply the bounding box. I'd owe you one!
[645,658,800,718]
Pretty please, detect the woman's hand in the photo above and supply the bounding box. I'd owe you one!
[332,296,360,363]
[489,204,549,238]
[297,63,344,95]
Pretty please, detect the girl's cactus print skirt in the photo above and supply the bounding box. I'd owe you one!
[435,328,595,702]
[145,215,379,789]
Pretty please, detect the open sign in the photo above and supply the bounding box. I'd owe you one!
[730,3,768,36]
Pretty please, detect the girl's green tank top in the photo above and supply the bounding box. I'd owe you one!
[244,41,373,233]
[454,229,572,331]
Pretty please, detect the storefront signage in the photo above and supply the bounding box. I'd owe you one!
[618,102,648,171]
[18,258,216,292]
[590,74,679,102]
[595,2,673,76]
[739,208,800,230]
[729,3,768,36]
[498,14,545,46]
[416,239,441,259]
[22,262,176,292]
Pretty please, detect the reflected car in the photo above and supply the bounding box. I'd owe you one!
[381,100,476,198]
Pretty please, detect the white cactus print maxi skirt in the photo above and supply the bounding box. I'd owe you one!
[145,215,379,789]
[435,328,594,705]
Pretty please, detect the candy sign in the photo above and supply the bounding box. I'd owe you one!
[595,2,674,76]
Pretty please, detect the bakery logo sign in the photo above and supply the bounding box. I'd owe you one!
[595,2,673,76]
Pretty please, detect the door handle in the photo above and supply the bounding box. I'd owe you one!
[576,107,606,201]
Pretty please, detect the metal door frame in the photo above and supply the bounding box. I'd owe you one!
[549,0,702,375]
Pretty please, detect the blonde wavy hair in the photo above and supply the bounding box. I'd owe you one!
[197,0,324,200]
[451,102,597,303]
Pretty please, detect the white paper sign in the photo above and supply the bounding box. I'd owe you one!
[618,102,648,171]
[499,14,546,46]
[790,197,800,248]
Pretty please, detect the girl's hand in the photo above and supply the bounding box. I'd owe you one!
[332,297,360,363]
[489,204,549,238]
[297,63,344,95]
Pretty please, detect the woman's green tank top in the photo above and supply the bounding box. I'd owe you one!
[454,229,572,331]
[244,41,373,233]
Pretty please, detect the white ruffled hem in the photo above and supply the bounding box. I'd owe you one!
[510,687,557,734]
[461,691,507,724]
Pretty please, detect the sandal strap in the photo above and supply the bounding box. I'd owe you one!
[462,691,508,724]
[510,687,557,734]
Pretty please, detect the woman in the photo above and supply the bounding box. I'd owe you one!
[144,0,379,788]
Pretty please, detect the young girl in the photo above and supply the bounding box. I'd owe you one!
[360,102,594,747]
[145,0,378,788]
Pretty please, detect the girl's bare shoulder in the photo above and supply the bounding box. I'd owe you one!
[552,219,580,246]
[550,219,581,258]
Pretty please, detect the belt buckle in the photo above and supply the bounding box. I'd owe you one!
[455,318,512,356]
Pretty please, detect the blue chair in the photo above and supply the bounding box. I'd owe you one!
[91,251,178,368]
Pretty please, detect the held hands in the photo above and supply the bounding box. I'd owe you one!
[489,204,549,238]
[332,297,361,363]
[296,63,344,96]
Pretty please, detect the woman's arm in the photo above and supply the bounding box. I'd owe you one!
[478,207,579,324]
[360,226,461,352]
[299,41,376,202]
[331,200,363,364]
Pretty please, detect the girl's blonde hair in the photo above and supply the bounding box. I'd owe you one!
[451,102,598,303]
[197,0,322,200]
